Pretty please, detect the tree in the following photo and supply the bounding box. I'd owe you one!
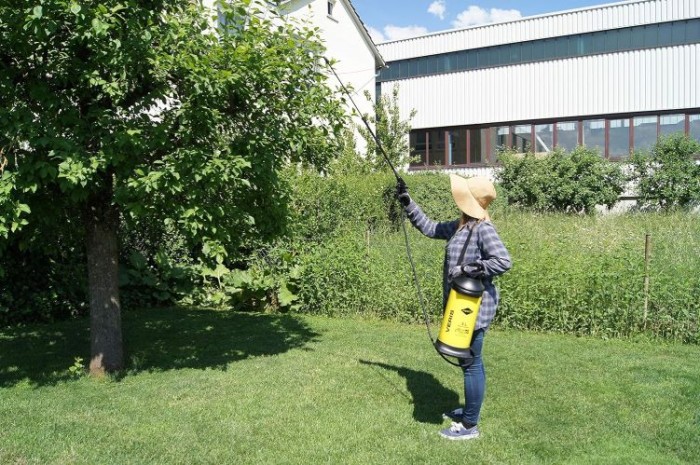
[0,0,345,374]
[358,84,416,172]
[629,133,700,210]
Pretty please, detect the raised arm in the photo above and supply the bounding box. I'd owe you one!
[403,198,458,240]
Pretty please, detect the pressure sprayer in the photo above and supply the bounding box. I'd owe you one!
[323,58,481,367]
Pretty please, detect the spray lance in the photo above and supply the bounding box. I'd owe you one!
[323,58,483,367]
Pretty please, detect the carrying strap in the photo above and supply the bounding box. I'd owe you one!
[456,222,479,267]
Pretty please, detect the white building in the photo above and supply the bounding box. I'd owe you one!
[375,0,700,176]
[205,0,385,150]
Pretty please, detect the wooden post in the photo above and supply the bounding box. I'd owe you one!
[643,233,651,329]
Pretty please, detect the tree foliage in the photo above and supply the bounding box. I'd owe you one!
[497,146,625,214]
[357,84,416,172]
[0,0,346,371]
[628,133,700,210]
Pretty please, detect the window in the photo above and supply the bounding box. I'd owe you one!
[469,129,489,164]
[535,124,554,153]
[410,131,427,166]
[512,125,532,154]
[448,129,467,165]
[608,118,630,160]
[688,114,700,143]
[582,119,605,155]
[633,116,658,152]
[428,129,446,165]
[378,18,700,83]
[327,0,335,16]
[496,126,511,151]
[659,114,685,137]
[556,122,579,152]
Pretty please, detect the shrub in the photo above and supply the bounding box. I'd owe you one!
[629,133,700,210]
[497,146,625,213]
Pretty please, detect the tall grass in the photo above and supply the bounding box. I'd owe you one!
[294,210,700,343]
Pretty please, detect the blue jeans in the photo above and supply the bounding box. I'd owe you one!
[461,328,486,426]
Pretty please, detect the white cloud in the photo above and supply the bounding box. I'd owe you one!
[383,24,430,41]
[452,6,521,28]
[428,0,446,20]
[367,26,386,43]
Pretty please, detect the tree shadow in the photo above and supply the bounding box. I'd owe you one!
[0,307,319,388]
[359,360,459,424]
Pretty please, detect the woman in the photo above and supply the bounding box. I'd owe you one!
[396,174,511,440]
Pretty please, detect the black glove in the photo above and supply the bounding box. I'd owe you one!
[395,177,410,207]
[461,262,484,278]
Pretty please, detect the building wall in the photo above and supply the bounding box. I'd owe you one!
[284,0,378,142]
[391,44,699,128]
[377,0,700,127]
[379,0,699,60]
[374,0,700,175]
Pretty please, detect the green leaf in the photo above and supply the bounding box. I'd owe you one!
[32,6,42,18]
[70,3,81,14]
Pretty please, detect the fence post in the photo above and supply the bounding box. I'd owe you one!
[643,233,651,329]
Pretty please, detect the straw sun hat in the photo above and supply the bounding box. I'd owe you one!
[449,174,496,221]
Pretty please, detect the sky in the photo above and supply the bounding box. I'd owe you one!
[350,0,628,43]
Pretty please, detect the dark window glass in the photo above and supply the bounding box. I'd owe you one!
[410,131,427,166]
[631,27,645,48]
[556,122,579,152]
[582,119,605,155]
[375,83,381,102]
[427,56,438,73]
[478,48,492,67]
[535,124,554,153]
[510,43,521,62]
[659,114,685,137]
[500,45,511,65]
[591,33,605,53]
[643,24,658,47]
[542,38,556,58]
[409,59,419,76]
[672,21,686,45]
[633,116,658,153]
[689,114,700,143]
[436,56,446,73]
[618,28,632,50]
[604,30,618,52]
[467,50,477,68]
[418,57,428,75]
[569,35,584,55]
[428,129,446,165]
[469,129,484,164]
[608,119,630,160]
[658,22,674,46]
[448,129,467,165]
[496,126,511,151]
[556,36,569,57]
[400,61,409,79]
[458,52,468,70]
[687,19,700,42]
[532,41,545,60]
[521,41,532,61]
[512,125,532,153]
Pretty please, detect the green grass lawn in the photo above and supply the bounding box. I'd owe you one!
[1,307,699,465]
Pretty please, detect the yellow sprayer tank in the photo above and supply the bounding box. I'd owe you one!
[435,275,484,359]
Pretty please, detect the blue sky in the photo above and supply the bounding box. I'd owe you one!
[351,0,625,42]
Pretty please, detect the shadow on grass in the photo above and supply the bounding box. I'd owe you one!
[359,360,459,425]
[0,307,319,388]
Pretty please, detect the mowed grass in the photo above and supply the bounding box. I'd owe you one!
[1,307,699,465]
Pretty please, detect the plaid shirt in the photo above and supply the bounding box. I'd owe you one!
[405,198,512,330]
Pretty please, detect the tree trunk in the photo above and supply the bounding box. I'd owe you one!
[85,187,123,376]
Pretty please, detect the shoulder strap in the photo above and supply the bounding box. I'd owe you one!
[457,223,479,265]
